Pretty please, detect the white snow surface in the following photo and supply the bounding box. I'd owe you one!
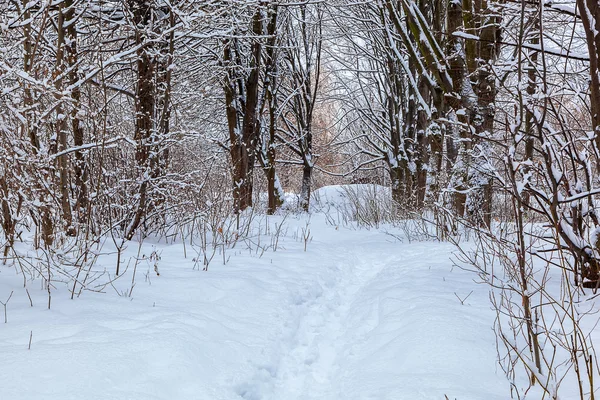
[0,204,509,399]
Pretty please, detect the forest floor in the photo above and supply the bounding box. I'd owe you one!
[0,187,511,399]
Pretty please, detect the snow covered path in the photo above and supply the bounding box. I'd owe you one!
[0,214,509,400]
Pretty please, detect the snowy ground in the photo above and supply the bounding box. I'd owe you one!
[0,191,510,399]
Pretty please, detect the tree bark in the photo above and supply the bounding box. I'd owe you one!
[389,165,406,205]
[473,0,501,227]
[125,0,156,240]
[22,0,40,152]
[264,5,284,214]
[63,0,88,221]
[0,177,15,257]
[415,76,430,209]
[55,2,75,235]
[300,163,312,212]
[446,0,471,218]
[239,7,264,211]
[522,23,538,208]
[577,0,600,166]
[223,40,245,214]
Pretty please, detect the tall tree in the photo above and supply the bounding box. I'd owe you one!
[279,2,323,211]
[124,0,174,240]
[223,3,265,213]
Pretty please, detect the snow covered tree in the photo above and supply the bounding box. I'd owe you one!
[221,1,280,213]
[277,2,323,211]
[124,0,176,239]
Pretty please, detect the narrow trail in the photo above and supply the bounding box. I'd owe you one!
[234,227,508,400]
[269,246,392,400]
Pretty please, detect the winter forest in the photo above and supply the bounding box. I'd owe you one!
[1,0,600,399]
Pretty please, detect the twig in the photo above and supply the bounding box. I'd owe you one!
[26,288,33,307]
[454,290,473,305]
[0,291,14,323]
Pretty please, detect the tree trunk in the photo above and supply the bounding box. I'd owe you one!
[239,7,264,211]
[389,165,405,205]
[156,11,175,177]
[0,177,15,257]
[446,0,470,218]
[266,164,284,214]
[522,25,538,208]
[55,3,75,236]
[125,0,156,240]
[264,4,284,215]
[577,0,600,166]
[265,86,284,214]
[223,39,244,214]
[415,77,430,209]
[428,0,446,199]
[224,7,264,214]
[63,0,88,222]
[300,163,312,212]
[473,0,501,227]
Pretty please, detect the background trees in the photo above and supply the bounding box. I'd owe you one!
[0,0,596,240]
[0,1,596,242]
